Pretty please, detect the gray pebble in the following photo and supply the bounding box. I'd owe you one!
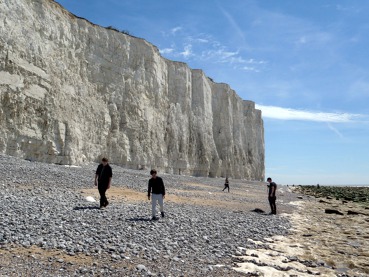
[136,264,147,271]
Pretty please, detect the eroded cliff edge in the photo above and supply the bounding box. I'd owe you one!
[0,0,264,179]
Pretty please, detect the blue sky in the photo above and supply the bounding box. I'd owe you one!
[56,0,369,185]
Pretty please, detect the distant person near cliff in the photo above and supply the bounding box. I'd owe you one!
[95,157,112,209]
[148,169,166,220]
[267,177,277,215]
[222,177,230,192]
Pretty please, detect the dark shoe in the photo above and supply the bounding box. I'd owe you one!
[104,202,109,207]
[161,212,165,218]
[151,216,158,221]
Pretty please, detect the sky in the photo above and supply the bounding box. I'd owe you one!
[55,0,369,185]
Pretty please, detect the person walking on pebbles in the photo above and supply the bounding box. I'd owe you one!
[222,177,230,192]
[148,169,165,220]
[95,157,112,209]
[267,177,277,215]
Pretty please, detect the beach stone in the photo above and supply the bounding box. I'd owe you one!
[347,210,368,216]
[136,264,147,272]
[251,208,265,213]
[325,209,344,215]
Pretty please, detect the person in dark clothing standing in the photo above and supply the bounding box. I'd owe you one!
[148,169,165,220]
[267,177,277,215]
[222,177,230,192]
[95,157,112,209]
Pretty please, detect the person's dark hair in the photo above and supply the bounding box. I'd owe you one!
[150,169,157,175]
[102,157,108,162]
[267,177,272,181]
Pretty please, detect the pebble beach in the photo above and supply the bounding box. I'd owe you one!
[1,154,368,276]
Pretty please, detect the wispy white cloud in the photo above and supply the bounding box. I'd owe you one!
[201,48,239,62]
[199,47,266,70]
[218,6,246,43]
[158,26,267,71]
[240,59,266,72]
[327,123,344,138]
[171,26,182,35]
[180,44,193,59]
[242,66,259,72]
[196,38,209,43]
[332,4,361,13]
[160,26,182,37]
[294,32,333,47]
[255,104,364,123]
[246,59,266,65]
[159,48,174,54]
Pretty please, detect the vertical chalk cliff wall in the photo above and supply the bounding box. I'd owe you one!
[0,0,264,179]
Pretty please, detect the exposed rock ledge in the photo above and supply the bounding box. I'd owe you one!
[0,0,264,179]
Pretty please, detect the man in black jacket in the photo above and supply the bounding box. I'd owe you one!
[148,169,165,220]
[95,157,112,209]
[222,177,230,192]
[267,177,277,215]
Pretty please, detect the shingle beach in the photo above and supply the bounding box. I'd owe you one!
[1,154,368,276]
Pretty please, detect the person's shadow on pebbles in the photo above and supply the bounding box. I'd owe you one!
[73,206,100,211]
[126,217,151,222]
[251,208,266,214]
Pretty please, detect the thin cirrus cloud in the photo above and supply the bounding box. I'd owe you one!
[180,44,193,58]
[158,23,267,71]
[159,48,174,54]
[201,48,240,62]
[243,66,259,72]
[218,5,246,43]
[327,123,344,138]
[171,26,182,35]
[255,104,364,123]
[158,34,266,71]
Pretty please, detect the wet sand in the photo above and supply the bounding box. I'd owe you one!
[81,181,298,214]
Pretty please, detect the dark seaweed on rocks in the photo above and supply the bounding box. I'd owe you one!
[296,185,369,206]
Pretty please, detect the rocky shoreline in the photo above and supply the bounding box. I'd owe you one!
[235,186,369,277]
[294,185,369,206]
[1,154,297,276]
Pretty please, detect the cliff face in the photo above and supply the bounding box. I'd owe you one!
[0,0,264,179]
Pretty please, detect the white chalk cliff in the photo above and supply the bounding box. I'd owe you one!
[0,0,264,179]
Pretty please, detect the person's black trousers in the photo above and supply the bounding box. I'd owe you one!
[98,185,109,207]
[268,196,277,214]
